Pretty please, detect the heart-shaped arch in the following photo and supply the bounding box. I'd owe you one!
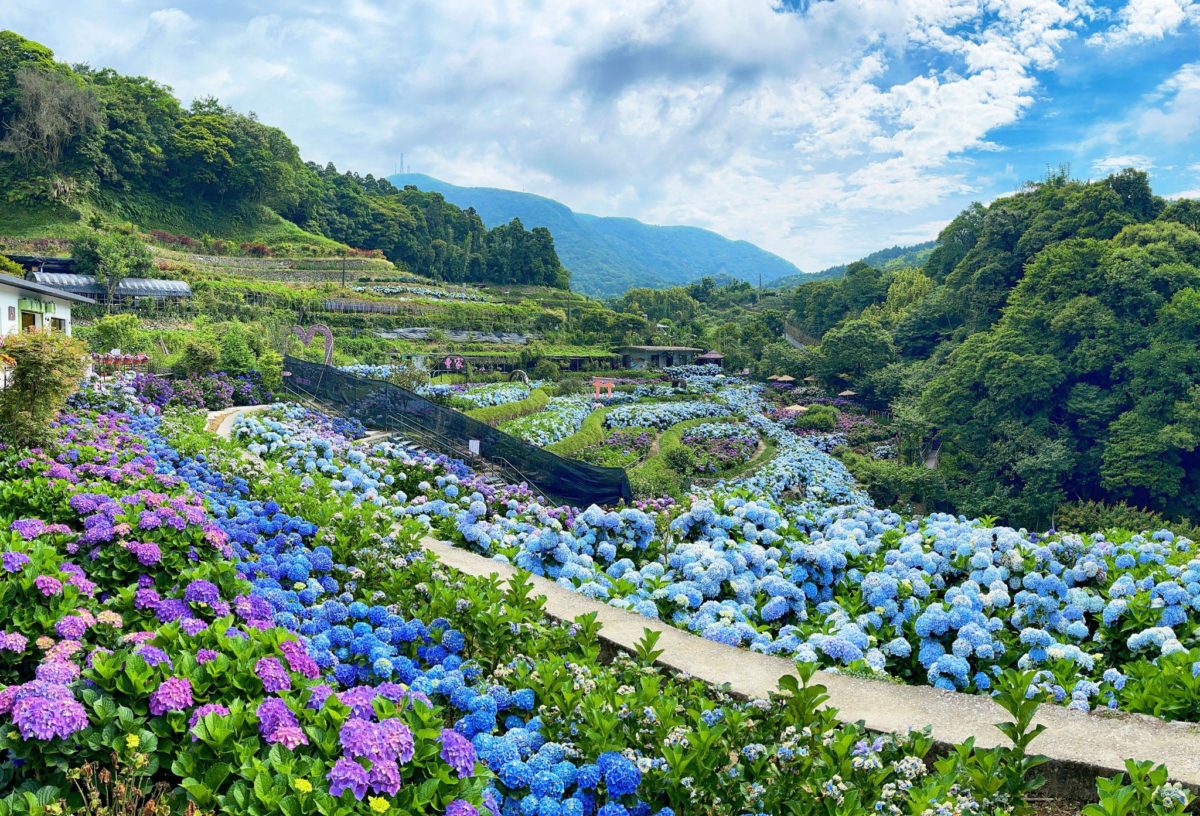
[293,324,334,366]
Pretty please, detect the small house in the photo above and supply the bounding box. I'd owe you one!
[615,345,703,370]
[0,272,93,335]
[695,350,725,367]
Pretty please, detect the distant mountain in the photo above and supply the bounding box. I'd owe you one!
[388,173,803,298]
[770,240,937,290]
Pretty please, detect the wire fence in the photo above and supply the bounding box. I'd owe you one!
[282,356,632,506]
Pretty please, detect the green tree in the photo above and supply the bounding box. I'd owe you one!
[88,312,146,353]
[814,318,894,384]
[219,322,256,374]
[0,329,88,447]
[72,232,153,309]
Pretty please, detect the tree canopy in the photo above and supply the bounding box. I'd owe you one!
[787,169,1200,527]
[0,31,569,289]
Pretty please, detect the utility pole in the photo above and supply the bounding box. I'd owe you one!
[341,252,347,288]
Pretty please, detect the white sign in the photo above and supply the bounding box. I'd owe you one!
[468,439,480,456]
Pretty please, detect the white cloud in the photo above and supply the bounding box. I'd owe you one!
[1137,62,1200,142]
[1167,188,1200,199]
[0,0,1174,270]
[1091,154,1155,174]
[1088,0,1199,47]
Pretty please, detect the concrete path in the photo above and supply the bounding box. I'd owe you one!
[205,404,274,439]
[419,535,1200,798]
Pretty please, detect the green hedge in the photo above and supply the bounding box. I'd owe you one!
[544,407,610,457]
[465,389,549,425]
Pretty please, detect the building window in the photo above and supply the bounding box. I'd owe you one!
[50,317,66,333]
[20,311,37,332]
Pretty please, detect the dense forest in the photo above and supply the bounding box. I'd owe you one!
[0,31,568,288]
[785,168,1200,528]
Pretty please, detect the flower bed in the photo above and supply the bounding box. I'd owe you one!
[605,400,726,430]
[575,427,656,469]
[130,371,272,411]
[216,377,1200,726]
[499,396,597,447]
[668,422,759,476]
[0,389,1169,816]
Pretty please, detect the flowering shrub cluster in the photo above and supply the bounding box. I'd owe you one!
[500,397,597,447]
[227,371,1200,726]
[577,428,656,469]
[4,374,1196,815]
[605,400,727,430]
[352,284,489,302]
[131,371,273,411]
[448,383,541,411]
[670,423,759,475]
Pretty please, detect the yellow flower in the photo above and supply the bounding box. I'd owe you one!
[293,581,307,591]
[368,797,389,813]
[293,779,313,794]
[125,734,140,749]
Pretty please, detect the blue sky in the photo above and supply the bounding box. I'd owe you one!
[3,0,1199,271]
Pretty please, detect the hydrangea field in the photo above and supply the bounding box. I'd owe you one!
[1,370,1198,816]
[233,370,1200,725]
[7,378,1179,816]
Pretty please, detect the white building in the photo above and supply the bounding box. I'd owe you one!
[0,272,94,336]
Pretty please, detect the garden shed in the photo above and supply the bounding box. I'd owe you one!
[615,345,702,370]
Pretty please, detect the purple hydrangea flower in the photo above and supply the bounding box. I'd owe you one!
[255,657,291,693]
[148,677,193,715]
[10,519,46,540]
[180,618,208,636]
[0,631,28,653]
[33,576,62,596]
[35,660,79,684]
[196,649,219,664]
[10,682,88,740]
[327,757,370,800]
[279,640,320,679]
[134,645,172,668]
[124,541,162,566]
[54,616,89,640]
[380,718,415,764]
[446,801,479,816]
[439,728,476,778]
[2,552,30,573]
[367,759,401,795]
[183,580,220,605]
[307,683,334,710]
[269,724,309,749]
[188,702,231,729]
[257,697,299,740]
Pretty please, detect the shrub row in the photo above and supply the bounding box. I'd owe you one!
[465,389,549,425]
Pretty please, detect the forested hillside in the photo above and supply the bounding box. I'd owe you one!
[770,240,935,291]
[390,173,803,297]
[786,169,1200,527]
[0,31,567,288]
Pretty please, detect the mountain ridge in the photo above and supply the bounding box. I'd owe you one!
[388,173,803,297]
